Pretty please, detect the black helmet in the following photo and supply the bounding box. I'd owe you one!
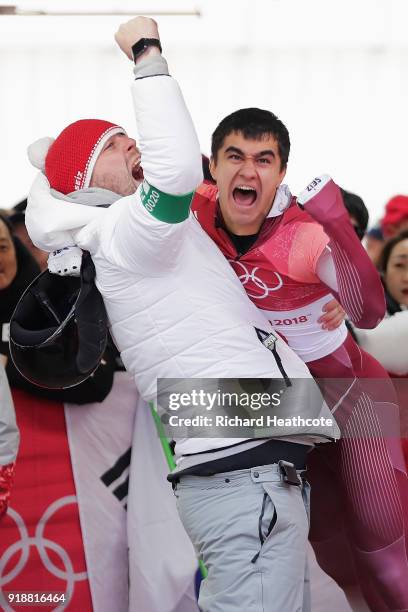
[9,252,108,389]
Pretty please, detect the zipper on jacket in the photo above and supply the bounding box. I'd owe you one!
[255,327,292,388]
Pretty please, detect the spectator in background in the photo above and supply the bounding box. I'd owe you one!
[365,225,384,268]
[0,361,19,520]
[201,154,215,184]
[354,230,408,376]
[340,187,387,268]
[8,199,48,271]
[354,230,408,471]
[340,187,368,241]
[0,213,115,403]
[382,194,408,238]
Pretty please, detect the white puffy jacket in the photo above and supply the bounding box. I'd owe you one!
[354,309,408,375]
[26,73,339,459]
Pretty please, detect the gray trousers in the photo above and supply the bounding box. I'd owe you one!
[175,464,310,612]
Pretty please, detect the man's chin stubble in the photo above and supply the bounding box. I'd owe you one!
[92,173,138,197]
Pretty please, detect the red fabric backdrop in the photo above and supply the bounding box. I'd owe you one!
[0,389,92,611]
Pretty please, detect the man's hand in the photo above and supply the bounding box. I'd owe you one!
[115,16,160,61]
[48,246,82,277]
[0,354,7,368]
[318,298,346,330]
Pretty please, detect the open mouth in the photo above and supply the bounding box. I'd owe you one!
[233,185,257,207]
[131,159,144,182]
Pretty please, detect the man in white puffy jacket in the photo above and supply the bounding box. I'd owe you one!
[26,17,339,611]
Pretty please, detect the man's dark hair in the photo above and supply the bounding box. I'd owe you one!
[340,188,369,240]
[8,198,27,227]
[211,108,290,171]
[0,212,14,235]
[201,154,215,184]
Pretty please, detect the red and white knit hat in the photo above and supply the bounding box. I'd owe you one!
[27,119,125,195]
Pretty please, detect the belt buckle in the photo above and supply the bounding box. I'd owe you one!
[278,460,301,486]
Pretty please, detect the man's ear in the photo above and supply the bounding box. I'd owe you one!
[279,164,287,184]
[209,157,217,182]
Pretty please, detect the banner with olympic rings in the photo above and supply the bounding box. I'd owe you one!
[0,388,92,611]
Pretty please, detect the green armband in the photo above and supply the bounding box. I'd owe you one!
[140,180,193,223]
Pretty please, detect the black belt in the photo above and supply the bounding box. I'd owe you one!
[168,439,309,482]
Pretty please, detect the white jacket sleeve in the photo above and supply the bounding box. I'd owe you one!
[0,364,19,466]
[107,74,203,272]
[354,311,408,375]
[132,75,202,196]
[26,173,106,252]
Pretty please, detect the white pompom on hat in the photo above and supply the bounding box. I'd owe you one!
[27,137,55,171]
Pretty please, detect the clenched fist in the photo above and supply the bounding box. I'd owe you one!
[115,16,160,61]
[297,174,347,225]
